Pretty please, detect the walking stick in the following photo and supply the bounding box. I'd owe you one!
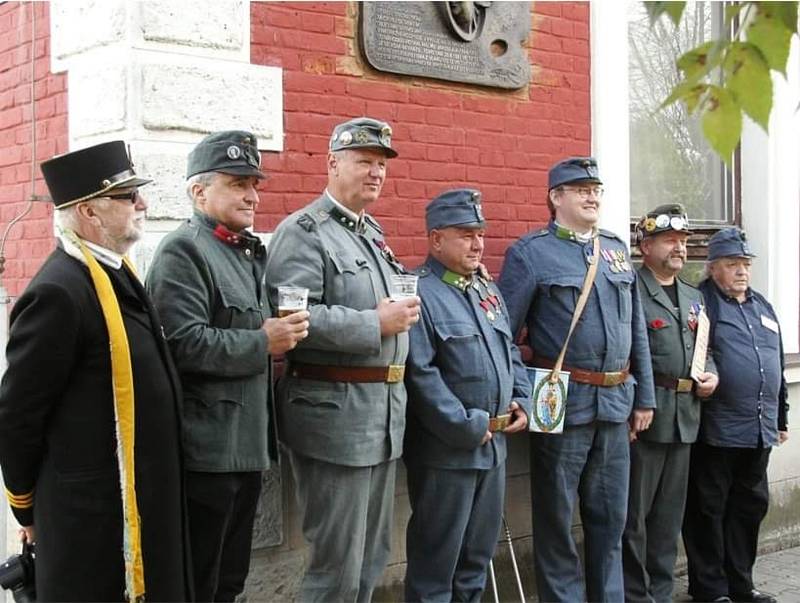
[502,515,526,603]
[488,559,500,603]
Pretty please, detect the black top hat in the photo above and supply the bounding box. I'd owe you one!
[40,141,152,209]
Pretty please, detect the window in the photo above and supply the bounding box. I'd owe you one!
[628,0,739,262]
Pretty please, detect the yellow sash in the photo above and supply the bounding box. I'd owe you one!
[75,239,145,602]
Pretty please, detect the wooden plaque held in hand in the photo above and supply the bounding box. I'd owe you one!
[690,309,710,381]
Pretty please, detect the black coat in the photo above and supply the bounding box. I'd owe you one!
[0,247,191,602]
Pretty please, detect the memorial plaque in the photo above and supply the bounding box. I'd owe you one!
[360,2,530,89]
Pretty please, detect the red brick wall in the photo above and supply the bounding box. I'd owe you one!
[251,2,591,274]
[0,2,66,298]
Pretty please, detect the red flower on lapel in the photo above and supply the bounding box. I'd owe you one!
[649,318,668,329]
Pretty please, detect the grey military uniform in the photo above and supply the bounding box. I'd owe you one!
[265,191,408,601]
[622,265,717,603]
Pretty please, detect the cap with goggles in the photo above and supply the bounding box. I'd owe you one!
[635,203,693,243]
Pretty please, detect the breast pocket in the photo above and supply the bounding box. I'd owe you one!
[434,321,485,383]
[605,271,635,323]
[541,274,584,311]
[217,284,261,329]
[327,250,378,309]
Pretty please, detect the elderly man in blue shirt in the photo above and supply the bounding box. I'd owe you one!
[683,228,789,603]
[404,188,531,602]
[498,157,655,602]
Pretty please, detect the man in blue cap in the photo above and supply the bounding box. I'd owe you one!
[623,204,718,603]
[403,188,531,602]
[498,157,655,602]
[265,117,419,601]
[147,130,310,602]
[682,227,789,603]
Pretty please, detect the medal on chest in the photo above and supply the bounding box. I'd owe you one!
[600,248,631,273]
[373,238,406,273]
[475,279,501,322]
[687,302,702,332]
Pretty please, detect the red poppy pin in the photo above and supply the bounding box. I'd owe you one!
[649,318,668,329]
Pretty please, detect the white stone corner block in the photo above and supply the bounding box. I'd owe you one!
[134,152,193,220]
[137,1,245,52]
[140,62,283,151]
[50,0,127,72]
[68,64,128,139]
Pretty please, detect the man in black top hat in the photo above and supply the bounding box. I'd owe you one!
[146,130,309,602]
[0,141,191,601]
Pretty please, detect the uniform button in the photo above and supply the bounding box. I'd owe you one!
[245,249,251,256]
[755,346,759,350]
[686,344,691,349]
[748,324,753,329]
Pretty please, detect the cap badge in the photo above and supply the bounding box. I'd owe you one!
[655,214,670,228]
[339,131,353,146]
[475,203,485,222]
[354,129,369,145]
[644,218,656,232]
[227,145,242,160]
[379,125,392,146]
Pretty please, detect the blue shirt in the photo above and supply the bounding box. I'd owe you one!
[699,279,789,448]
[498,221,655,426]
[404,257,532,470]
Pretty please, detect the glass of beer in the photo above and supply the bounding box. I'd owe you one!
[389,274,418,301]
[277,286,309,317]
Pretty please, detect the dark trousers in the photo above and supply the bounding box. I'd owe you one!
[622,440,691,603]
[404,462,505,603]
[185,471,263,602]
[682,442,771,600]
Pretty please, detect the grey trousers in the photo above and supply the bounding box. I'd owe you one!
[288,450,397,603]
[622,440,691,603]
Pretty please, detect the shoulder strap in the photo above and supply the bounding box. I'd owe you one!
[549,236,600,383]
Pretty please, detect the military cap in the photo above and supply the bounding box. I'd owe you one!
[329,117,398,158]
[425,188,486,232]
[187,130,265,179]
[635,203,693,242]
[707,227,756,261]
[548,156,602,190]
[40,141,152,209]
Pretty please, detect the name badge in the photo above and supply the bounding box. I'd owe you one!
[761,314,779,333]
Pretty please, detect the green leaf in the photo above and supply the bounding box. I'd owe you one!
[769,1,799,34]
[677,41,723,80]
[746,3,794,74]
[724,42,773,131]
[661,81,709,114]
[700,86,742,164]
[644,1,686,26]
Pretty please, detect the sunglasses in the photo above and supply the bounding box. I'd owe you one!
[103,190,140,203]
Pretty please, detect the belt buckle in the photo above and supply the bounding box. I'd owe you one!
[386,365,405,383]
[602,371,624,387]
[677,378,693,393]
[489,414,511,432]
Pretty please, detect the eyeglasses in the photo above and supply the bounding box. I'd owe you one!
[560,185,604,198]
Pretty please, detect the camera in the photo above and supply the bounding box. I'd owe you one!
[0,541,35,603]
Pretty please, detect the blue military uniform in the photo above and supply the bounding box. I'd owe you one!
[404,189,532,602]
[498,157,655,603]
[683,228,789,603]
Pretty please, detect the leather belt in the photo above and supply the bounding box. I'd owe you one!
[289,362,405,384]
[489,414,511,432]
[653,372,694,393]
[531,355,630,387]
